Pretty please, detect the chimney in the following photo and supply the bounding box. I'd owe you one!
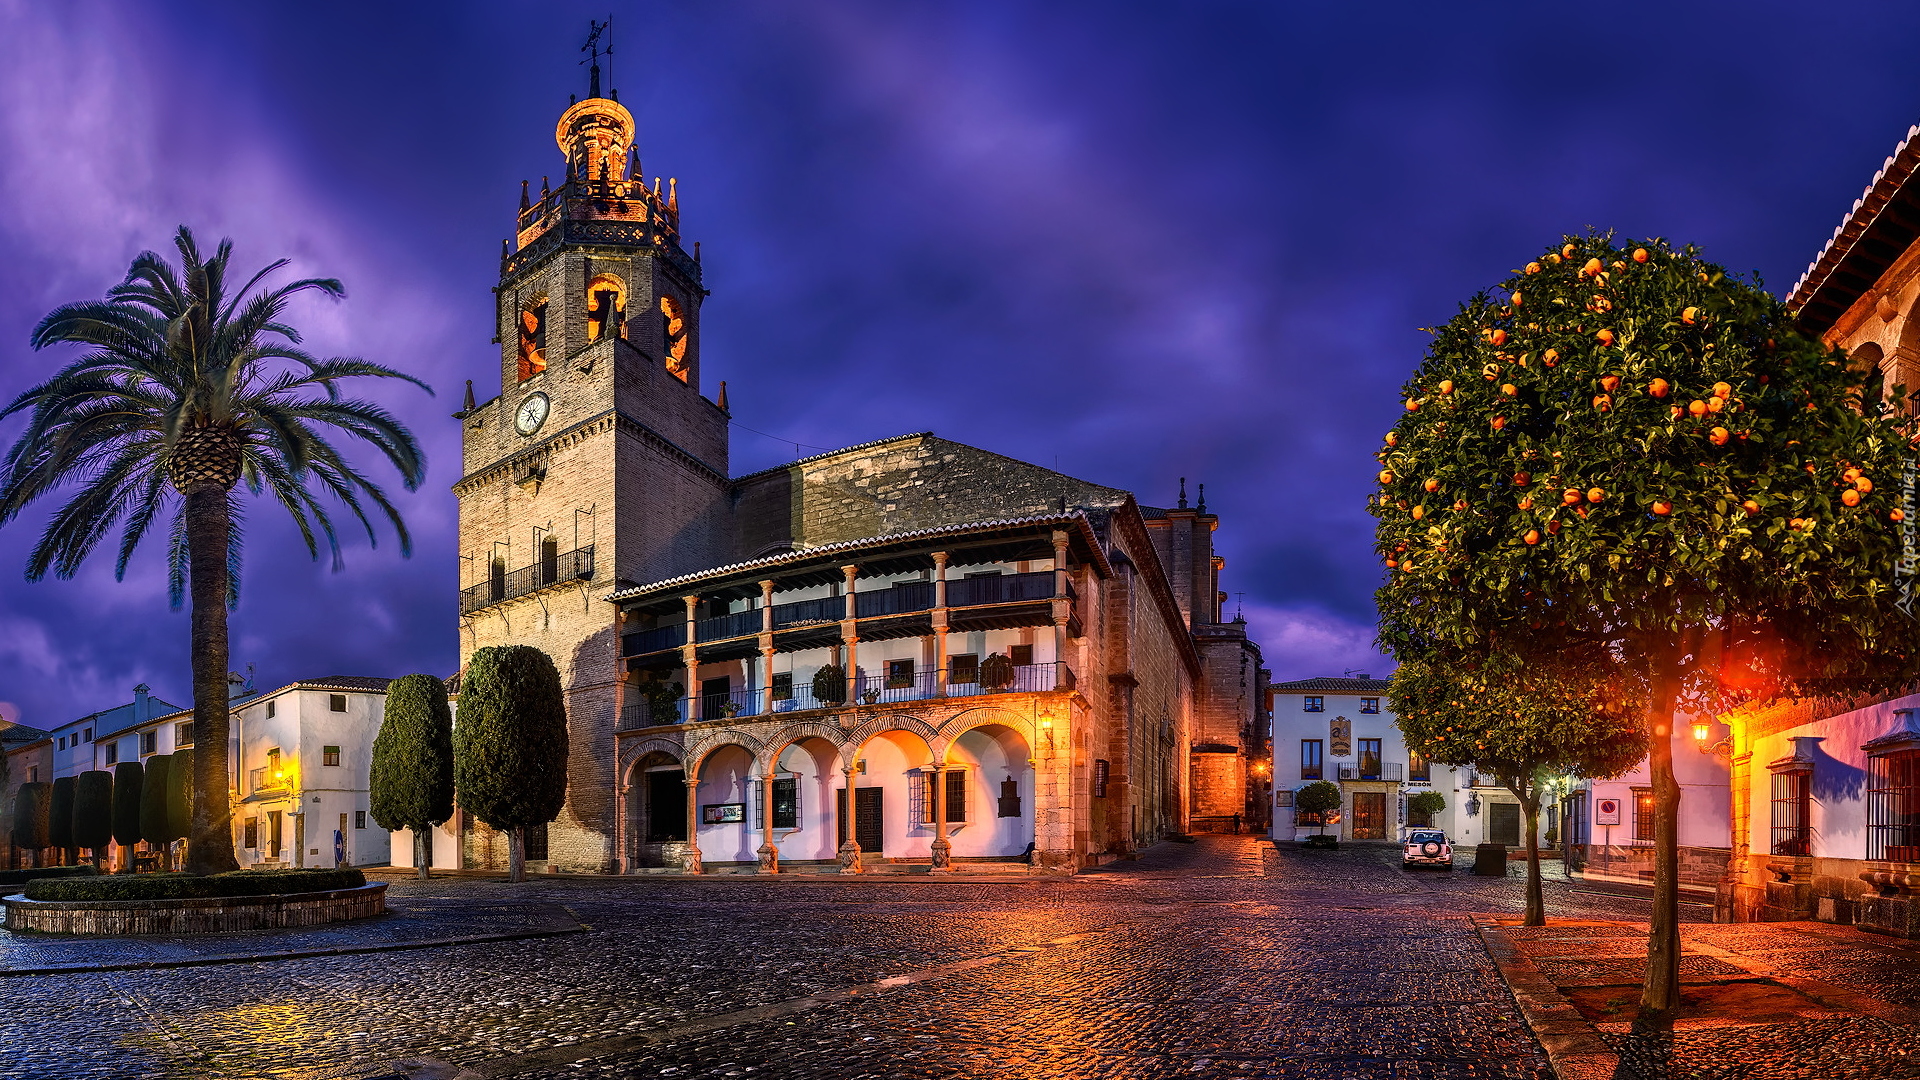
[133,683,152,722]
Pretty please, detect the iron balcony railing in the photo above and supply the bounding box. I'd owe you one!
[1336,762,1404,782]
[855,581,935,618]
[617,661,1076,730]
[697,609,761,642]
[771,595,842,629]
[460,545,595,615]
[945,570,1057,607]
[621,623,686,658]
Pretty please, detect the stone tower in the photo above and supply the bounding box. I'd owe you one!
[453,58,730,871]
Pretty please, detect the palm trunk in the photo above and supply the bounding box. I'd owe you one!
[183,483,241,875]
[415,827,432,881]
[509,824,526,883]
[1638,648,1684,1030]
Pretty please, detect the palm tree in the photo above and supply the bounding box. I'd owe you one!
[0,226,428,874]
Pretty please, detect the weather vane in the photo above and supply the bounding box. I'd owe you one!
[581,17,614,98]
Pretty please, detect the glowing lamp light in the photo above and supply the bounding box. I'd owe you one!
[1691,722,1711,742]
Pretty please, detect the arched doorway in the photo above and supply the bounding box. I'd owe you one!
[625,750,687,869]
[849,728,936,862]
[759,736,844,865]
[944,723,1035,860]
[691,743,758,867]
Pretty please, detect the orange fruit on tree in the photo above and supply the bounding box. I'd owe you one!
[1424,478,1440,492]
[1587,487,1606,503]
[1439,379,1455,394]
[1562,488,1582,505]
[1710,427,1730,446]
[1385,558,1397,569]
[1857,476,1874,493]
[1384,432,1398,447]
[1712,381,1732,399]
[1412,504,1426,519]
[1378,469,1394,484]
[1688,399,1709,417]
[1611,261,1626,271]
[1707,396,1726,413]
[1670,405,1684,419]
[1488,328,1508,347]
[1649,378,1670,397]
[1593,394,1612,412]
[1518,497,1535,510]
[1582,257,1603,276]
[1600,374,1621,392]
[1511,291,1523,307]
[1513,471,1531,485]
[1596,328,1615,346]
[1842,488,1862,507]
[1843,467,1862,482]
[1682,306,1699,324]
[1406,398,1420,411]
[1525,261,1542,274]
[1524,529,1541,545]
[1652,501,1672,516]
[1742,500,1760,515]
[1452,499,1468,512]
[1894,509,1908,523]
[1548,519,1563,534]
[1491,416,1507,430]
[1502,383,1518,396]
[1562,243,1577,258]
[1633,248,1649,263]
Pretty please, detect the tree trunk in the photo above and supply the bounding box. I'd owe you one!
[183,483,241,875]
[509,824,526,883]
[415,827,432,881]
[1516,777,1544,927]
[1638,649,1684,1030]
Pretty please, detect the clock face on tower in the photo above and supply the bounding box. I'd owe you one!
[514,392,550,436]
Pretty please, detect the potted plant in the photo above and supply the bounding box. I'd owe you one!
[1294,781,1342,848]
[980,652,1015,691]
[812,664,846,705]
[1407,791,1446,828]
[640,680,684,724]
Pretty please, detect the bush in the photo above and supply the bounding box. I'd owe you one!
[112,761,144,849]
[1407,791,1447,826]
[166,746,195,843]
[139,754,173,847]
[811,664,845,704]
[48,776,75,852]
[980,653,1015,689]
[11,782,50,851]
[639,680,683,722]
[23,867,366,902]
[73,771,114,855]
[0,865,98,888]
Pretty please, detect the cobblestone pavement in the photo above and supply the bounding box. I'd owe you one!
[0,838,1726,1080]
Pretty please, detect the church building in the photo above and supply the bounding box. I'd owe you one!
[448,57,1263,874]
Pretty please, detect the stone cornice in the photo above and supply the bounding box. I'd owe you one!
[451,409,727,496]
[1108,498,1203,680]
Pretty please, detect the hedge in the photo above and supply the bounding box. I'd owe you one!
[111,761,144,848]
[11,782,50,850]
[139,754,173,846]
[47,776,75,851]
[23,867,367,902]
[73,771,114,854]
[0,865,98,888]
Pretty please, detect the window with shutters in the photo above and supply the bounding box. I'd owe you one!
[1359,697,1380,714]
[354,810,367,830]
[175,722,194,747]
[329,694,347,712]
[1093,759,1110,798]
[887,658,915,689]
[1633,787,1656,842]
[948,654,979,684]
[751,775,800,830]
[104,743,118,766]
[771,672,793,701]
[1304,696,1324,712]
[140,731,157,756]
[323,746,341,767]
[1300,739,1323,781]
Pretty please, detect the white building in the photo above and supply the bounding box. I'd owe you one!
[1560,723,1731,890]
[47,685,181,780]
[1268,676,1554,849]
[225,676,393,869]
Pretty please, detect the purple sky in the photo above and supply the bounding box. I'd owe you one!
[2,2,1919,728]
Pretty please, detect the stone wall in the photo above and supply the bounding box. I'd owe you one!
[1187,749,1244,828]
[2,882,386,935]
[1573,843,1730,888]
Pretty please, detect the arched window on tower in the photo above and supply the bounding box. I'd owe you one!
[585,274,628,342]
[518,300,549,381]
[489,556,507,602]
[660,295,689,382]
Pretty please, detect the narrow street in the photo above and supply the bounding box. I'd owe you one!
[1,836,1722,1080]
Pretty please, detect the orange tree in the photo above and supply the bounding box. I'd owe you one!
[1389,641,1647,927]
[1372,232,1920,1027]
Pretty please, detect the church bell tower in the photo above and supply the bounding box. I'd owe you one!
[452,37,732,872]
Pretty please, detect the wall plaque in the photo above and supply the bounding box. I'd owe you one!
[1329,716,1352,757]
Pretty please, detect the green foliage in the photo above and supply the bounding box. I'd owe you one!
[981,653,1015,689]
[1293,779,1342,832]
[47,776,74,850]
[1302,834,1339,848]
[138,754,172,846]
[166,747,194,842]
[111,761,144,847]
[640,679,684,722]
[23,867,364,902]
[1407,791,1448,822]
[1373,232,1920,702]
[811,664,845,704]
[0,865,97,887]
[370,673,455,832]
[1390,648,1648,782]
[11,782,50,849]
[453,645,570,831]
[72,771,113,852]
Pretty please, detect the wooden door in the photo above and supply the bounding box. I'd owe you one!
[646,770,686,842]
[1489,802,1521,846]
[1352,792,1386,839]
[854,787,884,854]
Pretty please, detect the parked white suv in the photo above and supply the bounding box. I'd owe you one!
[1402,829,1453,870]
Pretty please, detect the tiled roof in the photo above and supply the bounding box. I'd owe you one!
[293,676,395,692]
[606,512,1110,601]
[1,721,51,748]
[729,432,934,485]
[1788,122,1920,330]
[99,677,394,737]
[1270,676,1392,692]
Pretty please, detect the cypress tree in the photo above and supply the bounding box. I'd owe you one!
[72,771,113,868]
[11,782,50,867]
[370,673,455,880]
[111,761,143,873]
[453,645,569,883]
[139,753,172,856]
[166,747,194,843]
[48,776,75,865]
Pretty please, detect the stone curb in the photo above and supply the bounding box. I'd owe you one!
[1474,917,1630,1080]
[0,920,587,978]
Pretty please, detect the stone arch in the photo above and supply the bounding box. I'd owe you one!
[659,294,690,381]
[585,273,628,342]
[846,711,939,751]
[686,730,765,776]
[759,720,851,773]
[517,293,550,381]
[620,738,685,786]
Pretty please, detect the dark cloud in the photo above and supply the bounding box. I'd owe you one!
[2,1,1917,721]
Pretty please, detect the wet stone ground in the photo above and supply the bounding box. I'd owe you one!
[0,838,1737,1080]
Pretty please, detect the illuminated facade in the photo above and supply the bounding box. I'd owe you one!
[449,61,1258,874]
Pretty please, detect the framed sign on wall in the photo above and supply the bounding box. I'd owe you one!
[702,803,746,824]
[1329,716,1352,757]
[1595,798,1623,826]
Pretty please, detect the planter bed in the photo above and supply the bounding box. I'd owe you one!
[3,882,387,935]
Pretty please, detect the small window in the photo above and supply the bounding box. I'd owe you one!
[56,736,65,751]
[1300,739,1323,781]
[104,743,119,766]
[1359,698,1380,714]
[1358,739,1382,779]
[1866,748,1920,862]
[355,810,367,830]
[323,746,341,767]
[948,654,979,684]
[175,721,194,748]
[771,672,793,701]
[243,817,258,849]
[27,765,38,783]
[1633,787,1656,842]
[1770,771,1811,857]
[1093,759,1110,798]
[886,658,915,689]
[1409,751,1430,783]
[82,728,91,742]
[266,700,276,719]
[1304,696,1325,712]
[140,731,157,756]
[524,821,549,860]
[328,695,347,712]
[1010,644,1035,667]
